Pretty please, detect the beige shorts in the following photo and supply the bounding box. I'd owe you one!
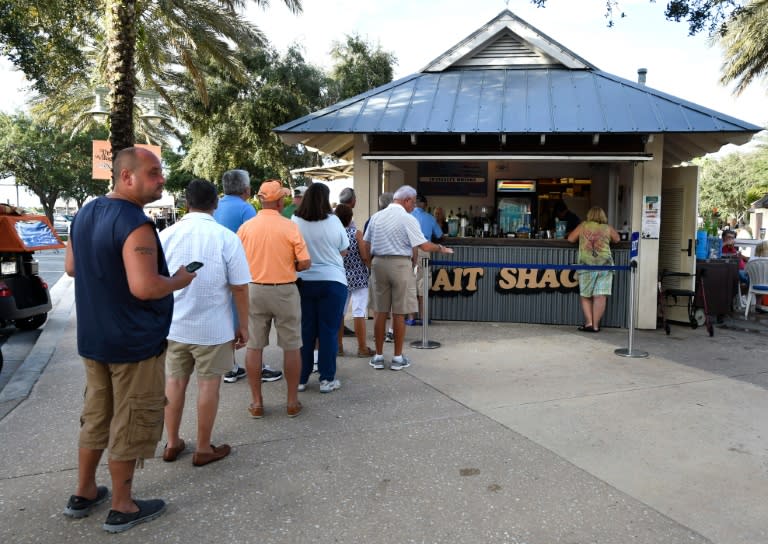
[165,340,232,379]
[370,256,417,315]
[79,352,166,462]
[415,249,429,296]
[247,283,302,350]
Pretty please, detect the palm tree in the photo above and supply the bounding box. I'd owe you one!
[35,0,302,158]
[719,0,768,94]
[106,0,138,153]
[104,0,302,156]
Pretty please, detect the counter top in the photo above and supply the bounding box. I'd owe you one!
[442,237,630,249]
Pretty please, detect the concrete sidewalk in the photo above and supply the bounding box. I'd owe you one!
[1,279,767,543]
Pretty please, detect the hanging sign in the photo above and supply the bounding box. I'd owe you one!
[92,141,162,180]
[641,195,661,239]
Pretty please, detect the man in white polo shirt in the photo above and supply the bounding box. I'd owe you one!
[362,185,453,370]
[159,179,252,466]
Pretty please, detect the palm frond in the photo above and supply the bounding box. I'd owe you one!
[719,0,768,94]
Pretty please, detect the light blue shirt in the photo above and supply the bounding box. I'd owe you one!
[213,194,256,233]
[411,207,443,242]
[292,214,349,285]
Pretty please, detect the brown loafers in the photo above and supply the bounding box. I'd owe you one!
[192,444,231,467]
[162,440,186,462]
[192,444,232,467]
[356,347,375,358]
[248,404,263,419]
[287,402,303,418]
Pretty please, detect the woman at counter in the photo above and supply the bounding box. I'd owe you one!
[567,206,620,332]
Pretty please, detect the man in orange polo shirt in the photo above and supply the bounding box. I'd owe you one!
[237,180,311,418]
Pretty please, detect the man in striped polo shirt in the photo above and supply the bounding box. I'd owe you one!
[362,185,453,370]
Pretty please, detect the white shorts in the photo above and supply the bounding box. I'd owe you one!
[346,287,369,318]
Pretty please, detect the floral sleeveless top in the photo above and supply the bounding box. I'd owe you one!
[578,221,614,266]
[343,225,369,289]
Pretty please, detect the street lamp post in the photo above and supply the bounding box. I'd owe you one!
[89,86,166,126]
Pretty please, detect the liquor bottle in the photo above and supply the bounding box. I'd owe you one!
[448,209,458,237]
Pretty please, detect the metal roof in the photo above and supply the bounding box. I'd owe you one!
[277,68,758,135]
[275,10,762,166]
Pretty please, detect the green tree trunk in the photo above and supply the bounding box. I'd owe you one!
[107,0,137,161]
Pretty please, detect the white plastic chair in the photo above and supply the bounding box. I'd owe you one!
[743,258,768,318]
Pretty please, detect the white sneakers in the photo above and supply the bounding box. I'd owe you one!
[319,379,341,393]
[370,355,411,370]
[390,355,411,371]
[369,356,385,370]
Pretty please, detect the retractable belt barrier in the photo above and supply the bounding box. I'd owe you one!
[429,259,630,272]
[413,256,644,358]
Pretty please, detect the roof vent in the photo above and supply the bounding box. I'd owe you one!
[452,30,559,68]
[637,68,647,85]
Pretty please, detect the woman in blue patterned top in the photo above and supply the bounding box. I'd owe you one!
[335,203,374,358]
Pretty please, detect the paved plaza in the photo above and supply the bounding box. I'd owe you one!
[1,275,767,543]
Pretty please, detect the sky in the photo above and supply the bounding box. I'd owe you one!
[248,0,766,127]
[2,0,767,207]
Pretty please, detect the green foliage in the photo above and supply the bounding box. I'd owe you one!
[0,0,99,94]
[719,0,768,94]
[529,1,751,35]
[0,113,102,221]
[698,140,768,221]
[327,34,397,103]
[175,45,327,181]
[9,0,303,156]
[664,0,749,35]
[162,144,197,195]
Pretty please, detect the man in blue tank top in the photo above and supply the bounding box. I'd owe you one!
[63,147,196,533]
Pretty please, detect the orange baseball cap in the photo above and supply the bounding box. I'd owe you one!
[257,180,290,202]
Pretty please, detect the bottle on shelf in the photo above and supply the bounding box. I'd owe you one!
[447,209,458,237]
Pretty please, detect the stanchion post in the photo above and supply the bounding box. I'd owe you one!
[411,253,440,349]
[616,232,648,358]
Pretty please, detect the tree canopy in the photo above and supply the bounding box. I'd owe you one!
[0,0,99,95]
[327,34,397,104]
[529,0,753,35]
[697,137,768,222]
[0,113,107,221]
[172,36,397,187]
[174,44,327,183]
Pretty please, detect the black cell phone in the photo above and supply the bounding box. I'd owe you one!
[185,261,204,273]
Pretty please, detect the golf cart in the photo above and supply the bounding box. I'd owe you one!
[0,204,64,331]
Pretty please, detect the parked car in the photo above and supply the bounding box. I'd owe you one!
[53,214,73,236]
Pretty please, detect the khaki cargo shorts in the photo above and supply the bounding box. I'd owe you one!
[78,351,166,462]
